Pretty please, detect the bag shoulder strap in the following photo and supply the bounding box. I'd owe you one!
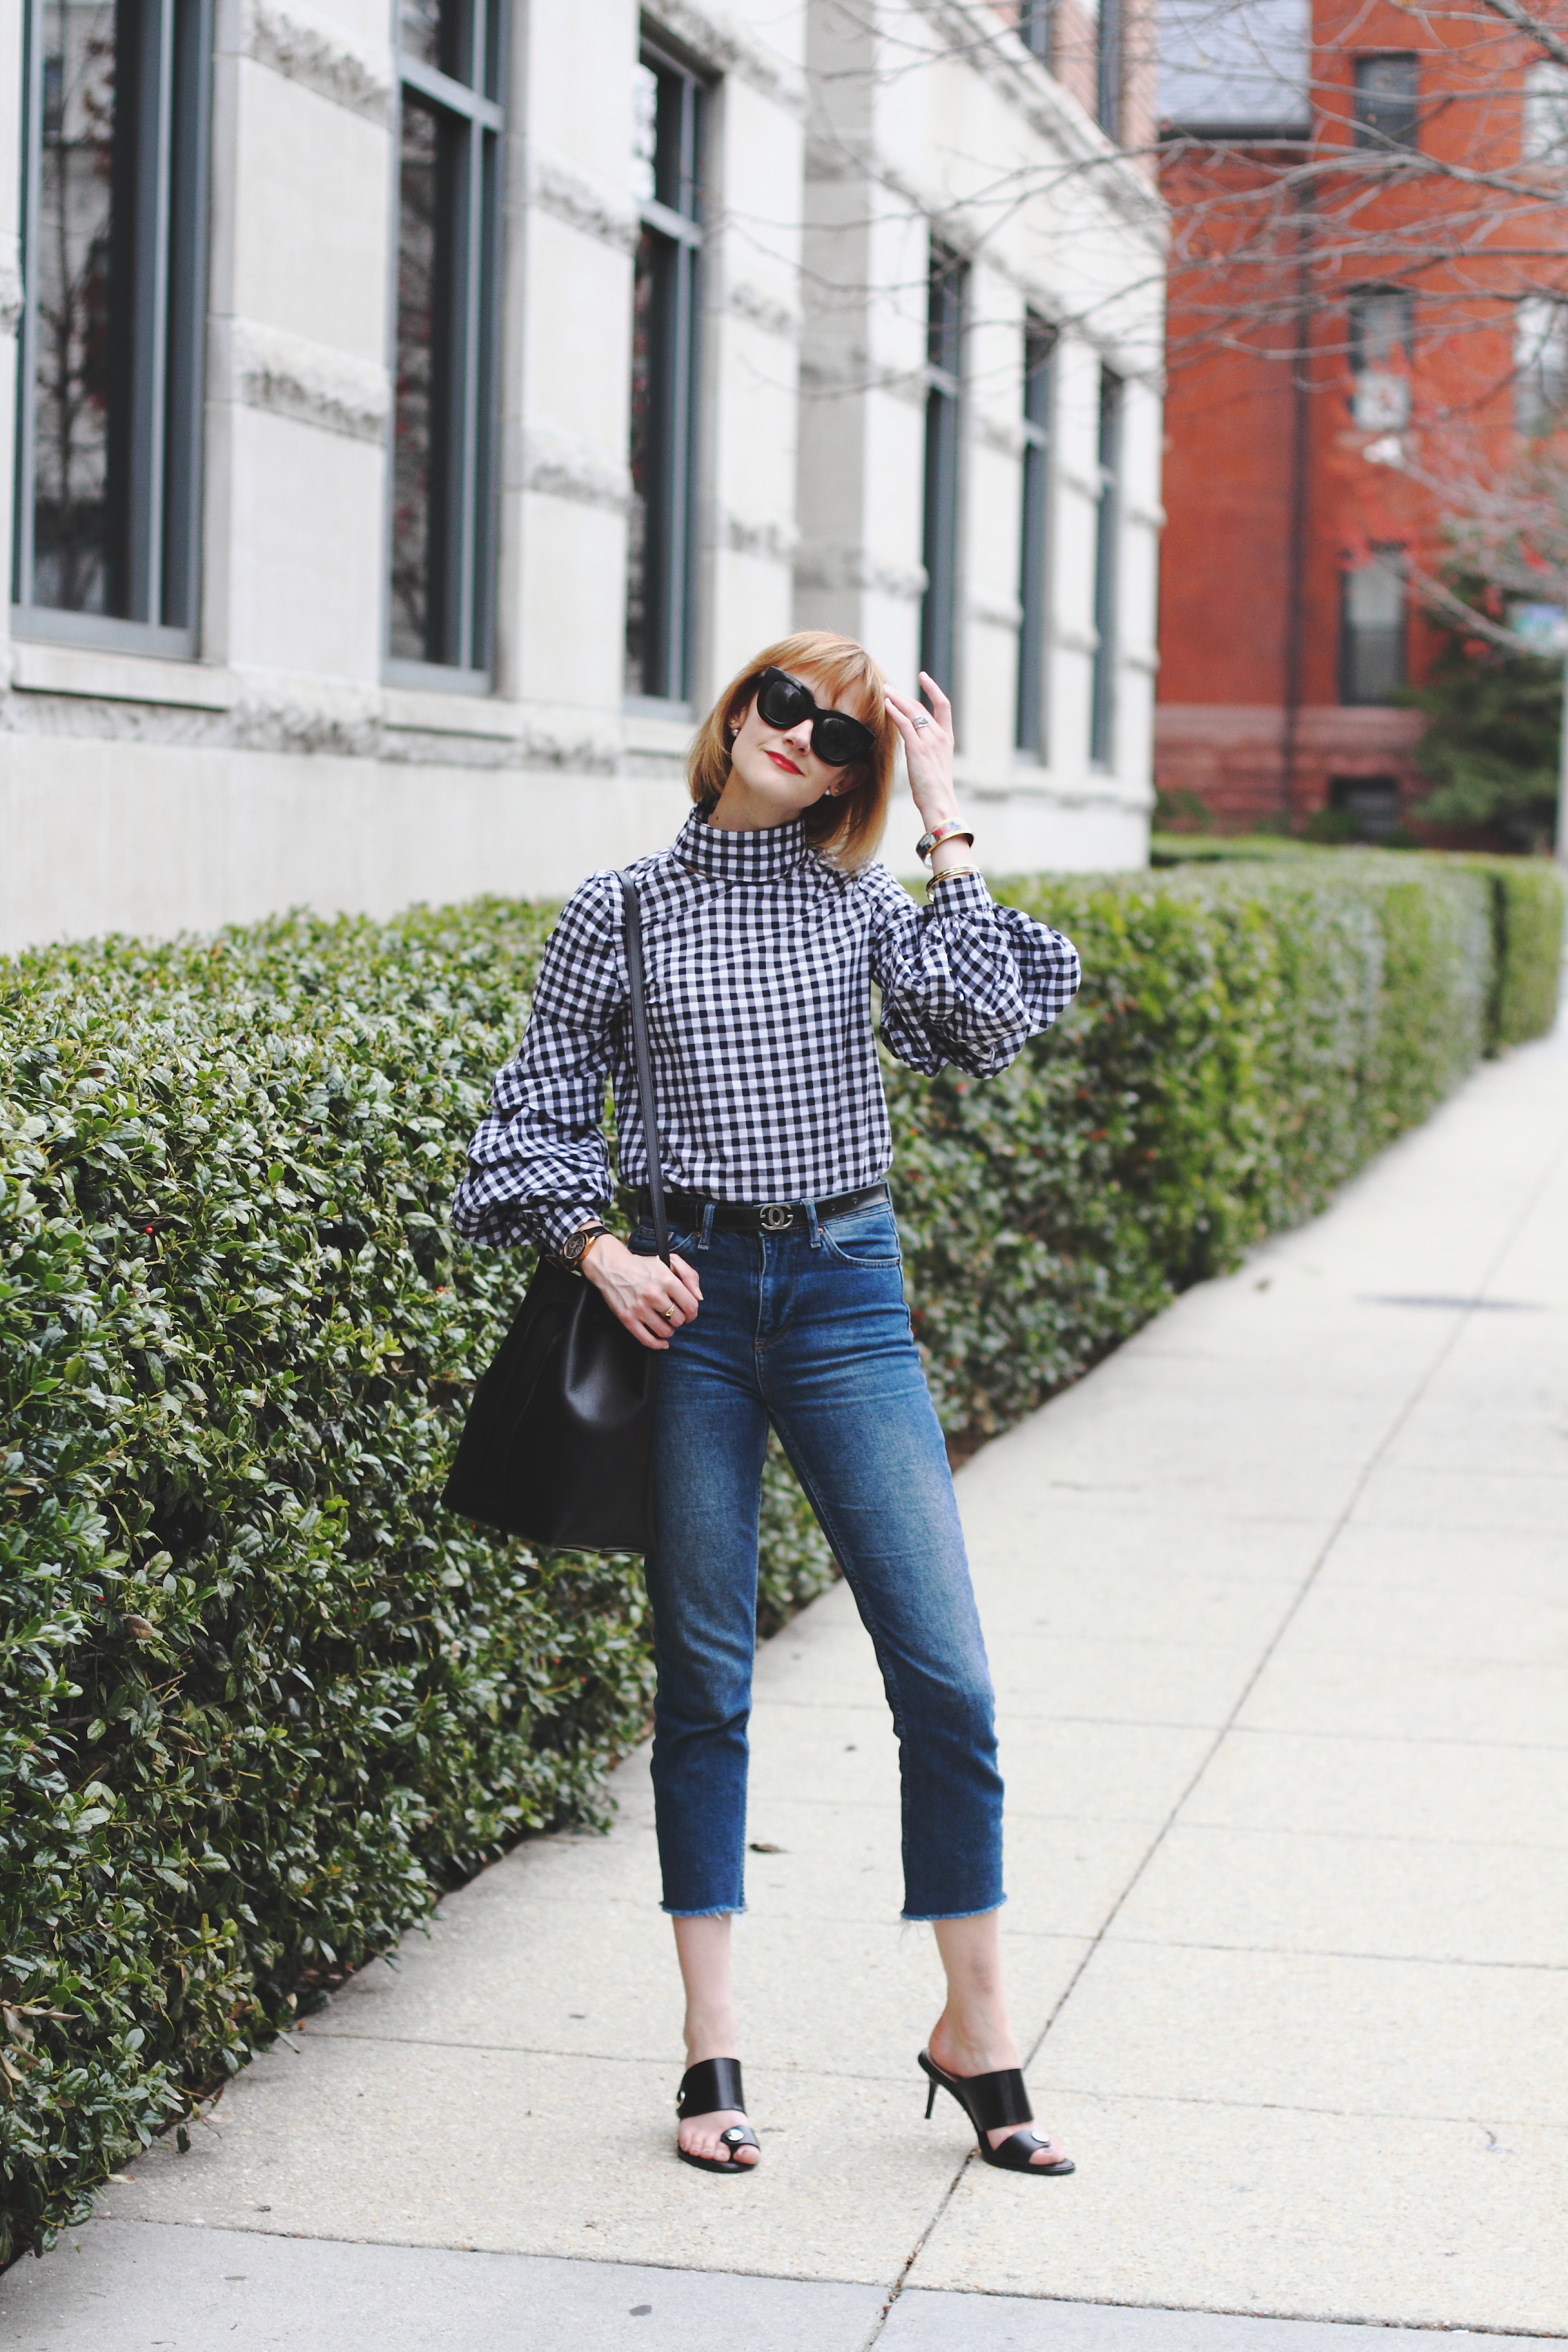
[618,873,670,1267]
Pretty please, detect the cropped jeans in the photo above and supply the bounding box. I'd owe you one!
[631,1195,1004,1922]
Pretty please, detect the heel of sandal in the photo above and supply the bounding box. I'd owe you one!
[916,2048,1075,2178]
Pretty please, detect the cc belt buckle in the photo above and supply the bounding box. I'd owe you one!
[759,1203,794,1232]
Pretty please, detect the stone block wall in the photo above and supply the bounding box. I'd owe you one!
[0,0,1165,949]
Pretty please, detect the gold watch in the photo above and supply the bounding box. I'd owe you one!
[560,1220,611,1270]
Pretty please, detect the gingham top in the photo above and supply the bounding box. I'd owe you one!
[451,807,1080,1254]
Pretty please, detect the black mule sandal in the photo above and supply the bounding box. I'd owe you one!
[919,2049,1075,2175]
[675,2057,761,2175]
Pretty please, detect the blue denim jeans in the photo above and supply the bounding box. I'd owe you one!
[631,1196,1004,1922]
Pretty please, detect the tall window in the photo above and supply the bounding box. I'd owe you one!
[1016,315,1055,757]
[1089,368,1121,768]
[626,41,704,707]
[1523,59,1568,165]
[1096,0,1122,136]
[920,243,966,699]
[1017,0,1050,61]
[387,0,503,683]
[1348,286,1414,430]
[13,0,211,652]
[1340,549,1406,704]
[1515,297,1568,434]
[1353,55,1419,148]
[1019,0,1117,108]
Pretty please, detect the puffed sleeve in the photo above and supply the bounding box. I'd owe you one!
[450,872,625,1254]
[869,866,1080,1078]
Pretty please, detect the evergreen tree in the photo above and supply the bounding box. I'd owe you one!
[1409,595,1561,851]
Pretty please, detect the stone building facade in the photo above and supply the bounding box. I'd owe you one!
[0,0,1163,950]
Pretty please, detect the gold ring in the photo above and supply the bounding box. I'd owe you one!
[661,1307,675,1322]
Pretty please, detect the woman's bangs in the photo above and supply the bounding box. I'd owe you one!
[800,647,883,733]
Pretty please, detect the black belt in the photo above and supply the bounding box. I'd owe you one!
[628,1181,889,1235]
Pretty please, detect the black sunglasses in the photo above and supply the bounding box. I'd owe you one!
[753,667,877,768]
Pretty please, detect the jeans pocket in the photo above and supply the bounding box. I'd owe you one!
[630,1220,699,1258]
[820,1203,901,1268]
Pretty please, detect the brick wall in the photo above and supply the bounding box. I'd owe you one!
[1157,0,1547,834]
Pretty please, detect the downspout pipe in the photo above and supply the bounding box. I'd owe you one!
[1281,179,1314,823]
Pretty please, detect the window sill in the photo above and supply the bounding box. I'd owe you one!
[381,681,518,737]
[382,658,494,698]
[12,607,198,662]
[622,696,695,756]
[9,632,235,710]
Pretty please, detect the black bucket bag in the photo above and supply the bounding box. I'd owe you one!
[441,874,671,1552]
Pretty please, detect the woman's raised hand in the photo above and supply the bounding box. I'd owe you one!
[884,671,958,832]
[584,1233,702,1350]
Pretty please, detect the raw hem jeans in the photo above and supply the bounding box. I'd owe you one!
[631,1197,1004,1922]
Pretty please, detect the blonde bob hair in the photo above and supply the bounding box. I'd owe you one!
[687,632,898,869]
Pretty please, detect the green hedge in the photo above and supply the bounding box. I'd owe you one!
[1149,841,1565,1049]
[1476,858,1568,1045]
[908,854,1545,1440]
[1,852,1560,2258]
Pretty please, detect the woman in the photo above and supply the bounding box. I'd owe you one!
[452,632,1080,2177]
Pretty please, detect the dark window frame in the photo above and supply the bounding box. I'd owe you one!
[1097,0,1122,137]
[1018,0,1116,125]
[920,240,967,711]
[1017,0,1051,63]
[1339,546,1407,706]
[1516,294,1568,436]
[1015,312,1056,758]
[385,0,505,690]
[1347,283,1415,373]
[1523,59,1568,166]
[624,34,705,713]
[1089,366,1121,768]
[1353,54,1419,150]
[12,0,212,657]
[1346,281,1414,428]
[1329,774,1402,838]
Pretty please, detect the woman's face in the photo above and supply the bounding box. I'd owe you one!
[714,670,869,829]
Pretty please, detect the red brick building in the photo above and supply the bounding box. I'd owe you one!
[1155,0,1566,834]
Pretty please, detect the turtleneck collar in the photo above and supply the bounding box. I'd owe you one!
[673,804,813,883]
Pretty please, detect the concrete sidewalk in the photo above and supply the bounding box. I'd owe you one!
[5,1024,1567,2351]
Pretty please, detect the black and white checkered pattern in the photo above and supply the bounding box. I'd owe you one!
[451,808,1080,1254]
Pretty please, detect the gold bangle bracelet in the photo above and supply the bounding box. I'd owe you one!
[929,864,976,886]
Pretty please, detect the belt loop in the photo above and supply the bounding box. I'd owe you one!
[805,1196,822,1249]
[698,1200,714,1252]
